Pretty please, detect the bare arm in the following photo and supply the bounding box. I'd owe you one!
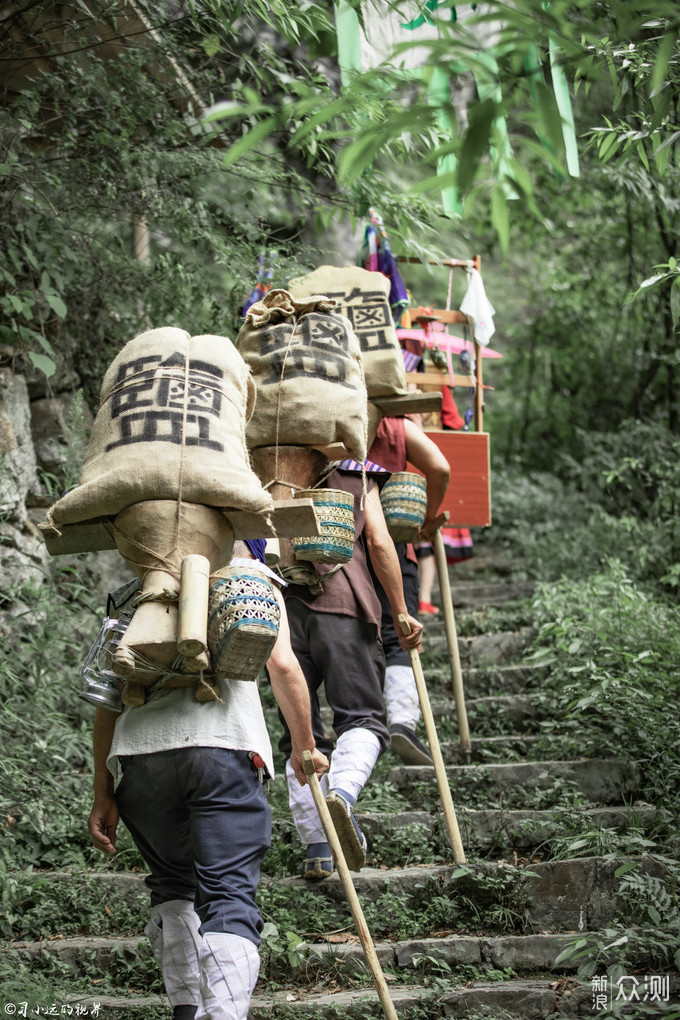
[363,485,423,652]
[88,706,119,855]
[403,417,451,539]
[267,588,329,786]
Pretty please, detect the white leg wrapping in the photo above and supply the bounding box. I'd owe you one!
[196,932,260,1020]
[328,727,381,802]
[145,898,202,1008]
[383,664,421,730]
[286,758,328,846]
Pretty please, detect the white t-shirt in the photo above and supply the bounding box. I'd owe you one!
[107,677,274,783]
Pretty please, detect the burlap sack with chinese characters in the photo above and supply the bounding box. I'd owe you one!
[237,290,367,461]
[288,266,407,399]
[47,327,273,526]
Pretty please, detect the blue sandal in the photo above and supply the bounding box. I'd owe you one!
[300,842,334,880]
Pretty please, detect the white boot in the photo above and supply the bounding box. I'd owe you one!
[197,932,260,1020]
[145,898,202,1011]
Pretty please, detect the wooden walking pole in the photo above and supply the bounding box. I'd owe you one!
[433,528,472,763]
[398,616,466,864]
[301,751,399,1020]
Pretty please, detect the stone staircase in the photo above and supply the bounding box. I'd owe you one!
[10,555,677,1018]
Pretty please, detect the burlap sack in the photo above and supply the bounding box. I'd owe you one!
[48,326,273,525]
[237,289,367,460]
[288,266,407,399]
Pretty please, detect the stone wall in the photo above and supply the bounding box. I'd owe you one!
[0,370,128,611]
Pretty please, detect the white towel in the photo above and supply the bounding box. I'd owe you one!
[460,267,496,347]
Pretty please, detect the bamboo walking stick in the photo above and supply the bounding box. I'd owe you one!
[398,616,466,864]
[301,751,399,1020]
[433,528,472,762]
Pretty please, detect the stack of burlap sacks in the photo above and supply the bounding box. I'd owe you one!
[42,267,406,703]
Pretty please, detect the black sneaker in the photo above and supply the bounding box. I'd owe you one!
[389,723,433,766]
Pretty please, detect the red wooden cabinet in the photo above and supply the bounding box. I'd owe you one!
[408,431,491,527]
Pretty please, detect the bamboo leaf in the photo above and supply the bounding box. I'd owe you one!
[409,170,459,196]
[457,98,497,195]
[636,141,650,172]
[614,861,639,877]
[554,939,586,965]
[221,116,279,167]
[491,185,510,252]
[650,28,676,97]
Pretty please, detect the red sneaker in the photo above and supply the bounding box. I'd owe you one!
[419,600,439,615]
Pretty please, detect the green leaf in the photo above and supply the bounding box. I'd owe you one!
[18,326,55,355]
[638,273,667,291]
[201,34,221,57]
[670,277,680,329]
[221,116,280,167]
[28,352,56,378]
[409,170,459,196]
[614,861,639,877]
[636,141,650,172]
[457,98,497,195]
[532,80,566,157]
[554,939,586,965]
[202,101,256,124]
[650,28,676,97]
[287,96,349,147]
[0,163,14,175]
[45,293,67,318]
[491,185,510,252]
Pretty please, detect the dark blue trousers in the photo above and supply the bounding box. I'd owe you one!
[116,747,271,945]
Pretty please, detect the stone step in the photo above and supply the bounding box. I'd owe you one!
[12,796,663,916]
[15,923,675,1017]
[9,930,586,979]
[11,856,668,956]
[274,854,667,933]
[40,980,595,1020]
[319,691,553,742]
[420,662,549,698]
[385,757,641,808]
[321,686,552,743]
[451,578,536,606]
[423,627,536,667]
[431,692,547,733]
[294,931,588,976]
[440,733,544,763]
[358,803,662,853]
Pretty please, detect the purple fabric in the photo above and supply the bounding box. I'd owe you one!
[336,458,390,475]
[378,243,409,313]
[245,539,267,563]
[401,349,422,372]
[359,225,409,315]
